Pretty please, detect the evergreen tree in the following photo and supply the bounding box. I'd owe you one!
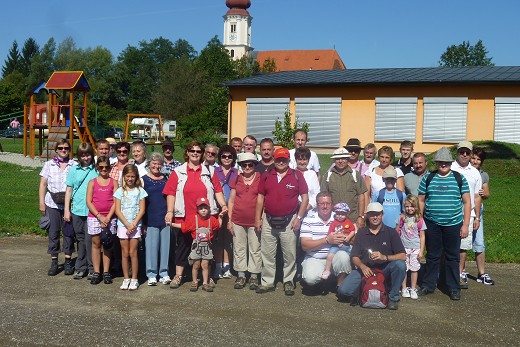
[2,41,22,77]
[21,38,40,76]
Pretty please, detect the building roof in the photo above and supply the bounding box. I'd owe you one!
[224,66,520,87]
[255,49,346,72]
[45,71,90,91]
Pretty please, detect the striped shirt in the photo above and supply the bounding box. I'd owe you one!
[300,210,334,259]
[418,171,470,226]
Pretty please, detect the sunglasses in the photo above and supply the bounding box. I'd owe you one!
[240,162,255,168]
[163,146,173,151]
[189,149,203,154]
[205,152,217,156]
[221,155,233,159]
[458,150,471,156]
[56,147,70,151]
[117,150,128,154]
[98,165,110,171]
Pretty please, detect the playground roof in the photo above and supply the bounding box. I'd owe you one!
[32,81,58,95]
[45,71,90,91]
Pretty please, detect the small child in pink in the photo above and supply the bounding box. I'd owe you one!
[321,202,356,280]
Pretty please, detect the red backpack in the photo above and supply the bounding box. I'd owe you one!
[359,269,388,309]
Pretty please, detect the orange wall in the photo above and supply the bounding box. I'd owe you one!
[228,84,520,152]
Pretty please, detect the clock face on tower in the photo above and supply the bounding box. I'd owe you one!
[229,33,237,42]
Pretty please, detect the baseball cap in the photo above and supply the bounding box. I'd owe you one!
[457,141,473,151]
[366,202,384,213]
[273,148,290,159]
[330,147,350,159]
[333,202,351,213]
[196,197,210,207]
[383,167,397,179]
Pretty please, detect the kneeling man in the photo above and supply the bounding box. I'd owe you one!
[337,202,406,310]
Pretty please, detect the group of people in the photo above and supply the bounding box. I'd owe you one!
[39,130,494,309]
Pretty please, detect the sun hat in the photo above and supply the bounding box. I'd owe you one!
[383,167,397,179]
[238,152,258,163]
[366,202,384,213]
[344,138,362,151]
[457,141,473,151]
[273,148,290,159]
[333,202,351,213]
[330,147,350,159]
[434,147,454,162]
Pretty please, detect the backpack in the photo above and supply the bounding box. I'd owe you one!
[424,170,463,197]
[376,188,404,207]
[359,269,388,309]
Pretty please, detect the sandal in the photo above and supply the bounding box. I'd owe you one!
[103,272,113,284]
[170,275,182,289]
[190,281,199,292]
[202,284,214,292]
[90,272,102,285]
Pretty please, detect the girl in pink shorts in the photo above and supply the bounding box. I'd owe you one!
[86,156,119,285]
[398,194,426,299]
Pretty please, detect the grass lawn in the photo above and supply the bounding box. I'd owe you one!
[1,139,519,262]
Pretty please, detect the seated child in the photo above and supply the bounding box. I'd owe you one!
[321,202,356,280]
[172,197,225,292]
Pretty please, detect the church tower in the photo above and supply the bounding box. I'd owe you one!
[223,0,253,60]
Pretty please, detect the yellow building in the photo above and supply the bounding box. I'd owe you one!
[225,66,520,152]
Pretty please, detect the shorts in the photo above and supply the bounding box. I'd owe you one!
[460,216,475,250]
[87,217,117,236]
[405,248,421,272]
[328,244,351,255]
[117,225,142,239]
[188,240,213,264]
[472,207,485,253]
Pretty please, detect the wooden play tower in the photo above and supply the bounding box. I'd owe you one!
[23,71,96,159]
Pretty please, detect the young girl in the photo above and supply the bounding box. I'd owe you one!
[172,197,225,292]
[114,164,148,290]
[321,203,356,280]
[399,194,426,299]
[86,156,118,285]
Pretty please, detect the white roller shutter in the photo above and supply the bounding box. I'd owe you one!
[295,97,341,147]
[423,97,467,143]
[246,98,290,141]
[375,97,417,142]
[494,98,520,144]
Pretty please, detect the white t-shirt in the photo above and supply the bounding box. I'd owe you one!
[300,170,320,209]
[289,148,321,173]
[451,162,482,216]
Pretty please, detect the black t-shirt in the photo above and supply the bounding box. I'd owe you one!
[393,159,413,175]
[350,225,405,269]
[255,162,274,173]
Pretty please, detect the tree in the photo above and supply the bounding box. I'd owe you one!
[439,40,494,67]
[233,54,260,78]
[28,38,56,96]
[272,110,309,149]
[2,41,22,77]
[20,38,40,76]
[195,36,237,85]
[260,57,277,73]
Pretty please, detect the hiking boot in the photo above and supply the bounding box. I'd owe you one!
[477,273,495,285]
[401,287,411,298]
[234,277,246,289]
[90,272,102,285]
[460,272,469,289]
[190,281,199,292]
[284,281,295,296]
[209,278,216,288]
[48,259,59,276]
[202,284,214,292]
[63,259,74,276]
[387,300,399,310]
[450,290,461,301]
[169,275,182,289]
[256,285,275,294]
[73,270,85,280]
[249,277,259,290]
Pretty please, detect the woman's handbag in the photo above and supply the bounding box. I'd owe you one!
[49,192,67,205]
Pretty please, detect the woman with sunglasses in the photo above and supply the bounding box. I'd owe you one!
[163,141,228,289]
[39,139,77,276]
[109,141,131,185]
[227,152,262,290]
[213,145,239,279]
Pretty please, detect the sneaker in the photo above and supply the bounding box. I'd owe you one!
[169,275,182,289]
[63,259,74,275]
[222,270,232,279]
[255,285,275,294]
[234,277,246,289]
[477,273,495,285]
[460,272,469,289]
[159,276,171,285]
[90,272,102,285]
[417,287,434,297]
[48,259,59,276]
[120,278,131,290]
[387,300,399,310]
[321,270,331,280]
[147,278,158,286]
[128,279,139,291]
[283,281,295,296]
[73,270,85,280]
[409,288,419,300]
[450,290,461,301]
[87,271,94,280]
[401,287,411,298]
[103,272,113,284]
[249,277,259,290]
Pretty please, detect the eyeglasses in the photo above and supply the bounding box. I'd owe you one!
[189,149,203,154]
[317,202,332,206]
[348,149,361,153]
[458,150,471,156]
[117,150,128,154]
[98,165,109,171]
[205,152,217,156]
[56,147,70,151]
[221,155,233,160]
[240,162,255,168]
[163,146,173,151]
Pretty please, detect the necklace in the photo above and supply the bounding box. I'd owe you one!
[242,172,256,183]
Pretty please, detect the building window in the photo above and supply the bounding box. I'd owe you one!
[230,24,236,33]
[423,97,468,143]
[246,98,290,141]
[494,97,520,144]
[295,97,342,147]
[230,49,234,58]
[375,97,417,142]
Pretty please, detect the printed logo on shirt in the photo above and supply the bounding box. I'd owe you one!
[286,183,295,190]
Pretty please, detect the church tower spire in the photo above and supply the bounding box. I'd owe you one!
[223,0,253,60]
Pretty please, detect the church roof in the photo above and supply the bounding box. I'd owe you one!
[255,49,346,72]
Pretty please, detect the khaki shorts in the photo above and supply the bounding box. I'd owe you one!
[460,216,475,250]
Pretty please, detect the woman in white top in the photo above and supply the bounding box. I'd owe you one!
[295,147,320,211]
[364,145,405,206]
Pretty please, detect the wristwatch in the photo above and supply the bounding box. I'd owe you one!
[297,215,303,221]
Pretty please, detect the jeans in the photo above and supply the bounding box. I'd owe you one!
[422,219,462,293]
[337,260,406,302]
[145,226,170,279]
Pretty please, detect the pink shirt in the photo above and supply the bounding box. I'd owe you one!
[88,177,115,217]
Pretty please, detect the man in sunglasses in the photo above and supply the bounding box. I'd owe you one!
[451,141,484,289]
[161,140,181,175]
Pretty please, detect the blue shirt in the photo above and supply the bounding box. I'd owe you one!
[373,189,404,229]
[142,175,168,228]
[114,187,148,227]
[65,164,97,216]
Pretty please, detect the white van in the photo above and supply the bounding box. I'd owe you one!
[130,118,176,141]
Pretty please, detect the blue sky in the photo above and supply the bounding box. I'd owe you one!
[1,0,519,69]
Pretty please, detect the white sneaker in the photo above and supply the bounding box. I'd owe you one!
[222,270,232,279]
[401,287,411,298]
[120,278,131,290]
[409,288,418,300]
[159,276,171,285]
[147,278,158,286]
[128,279,139,291]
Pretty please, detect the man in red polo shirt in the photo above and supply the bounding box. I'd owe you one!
[255,147,309,296]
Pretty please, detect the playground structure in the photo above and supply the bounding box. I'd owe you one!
[123,114,176,143]
[23,71,96,159]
